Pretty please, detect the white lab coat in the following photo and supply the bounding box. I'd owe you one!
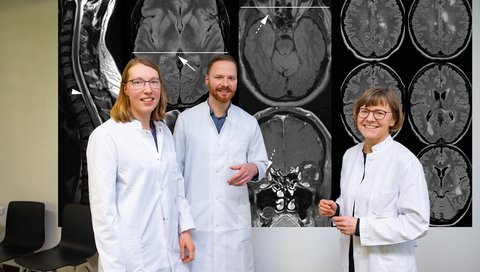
[87,119,194,272]
[173,101,269,272]
[336,135,429,272]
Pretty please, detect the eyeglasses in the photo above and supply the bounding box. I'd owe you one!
[124,79,161,90]
[357,108,391,120]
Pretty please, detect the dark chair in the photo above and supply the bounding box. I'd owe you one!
[0,201,45,272]
[15,204,96,272]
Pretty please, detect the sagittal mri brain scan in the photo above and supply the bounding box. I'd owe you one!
[341,0,405,61]
[239,0,331,106]
[58,0,230,206]
[249,107,331,227]
[341,62,404,143]
[408,62,471,145]
[418,145,471,226]
[133,0,230,107]
[408,0,471,59]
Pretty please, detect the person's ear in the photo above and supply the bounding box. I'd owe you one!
[204,74,209,86]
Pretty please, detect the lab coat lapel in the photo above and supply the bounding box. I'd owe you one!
[154,122,164,156]
[153,122,167,190]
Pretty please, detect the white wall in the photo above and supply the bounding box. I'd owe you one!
[0,0,59,247]
[0,1,478,271]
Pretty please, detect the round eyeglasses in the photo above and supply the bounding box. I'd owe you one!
[357,108,391,120]
[124,79,161,90]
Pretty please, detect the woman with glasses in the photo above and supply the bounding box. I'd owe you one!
[318,87,429,272]
[87,57,195,272]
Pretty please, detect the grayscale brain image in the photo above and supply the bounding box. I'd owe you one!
[341,62,404,143]
[341,0,405,60]
[408,62,471,144]
[418,145,471,226]
[249,107,331,227]
[58,0,472,227]
[134,0,230,107]
[408,0,472,59]
[239,0,331,106]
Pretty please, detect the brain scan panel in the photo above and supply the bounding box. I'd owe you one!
[250,107,331,227]
[409,0,472,59]
[133,0,229,108]
[418,145,471,226]
[239,0,331,106]
[341,62,404,143]
[408,62,471,144]
[341,0,405,61]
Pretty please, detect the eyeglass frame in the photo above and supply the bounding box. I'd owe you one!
[123,78,161,90]
[357,107,391,120]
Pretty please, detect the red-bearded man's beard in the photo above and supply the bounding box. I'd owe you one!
[209,85,236,103]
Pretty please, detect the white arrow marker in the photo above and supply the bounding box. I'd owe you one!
[179,56,196,72]
[255,14,269,34]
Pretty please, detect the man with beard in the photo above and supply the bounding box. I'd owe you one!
[173,54,269,272]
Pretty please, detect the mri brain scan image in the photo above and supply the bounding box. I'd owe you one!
[239,0,331,106]
[408,62,471,145]
[341,0,405,61]
[408,0,471,59]
[249,107,331,227]
[418,145,471,226]
[341,62,404,143]
[133,0,230,107]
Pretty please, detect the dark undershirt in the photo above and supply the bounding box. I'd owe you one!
[150,120,158,152]
[349,152,367,272]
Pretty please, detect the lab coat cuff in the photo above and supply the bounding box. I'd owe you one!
[179,217,195,234]
[359,217,369,245]
[252,161,268,182]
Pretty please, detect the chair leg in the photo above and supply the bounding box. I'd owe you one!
[85,262,94,272]
[73,262,94,272]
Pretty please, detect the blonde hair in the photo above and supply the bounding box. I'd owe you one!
[110,57,167,122]
[352,87,404,133]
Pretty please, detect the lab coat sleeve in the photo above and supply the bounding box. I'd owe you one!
[360,158,430,246]
[86,129,126,271]
[247,120,269,181]
[173,115,186,174]
[174,162,195,233]
[335,151,349,217]
[167,122,195,233]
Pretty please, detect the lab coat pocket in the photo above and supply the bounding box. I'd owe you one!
[376,242,414,271]
[372,191,398,218]
[229,140,248,165]
[236,228,254,271]
[121,237,145,271]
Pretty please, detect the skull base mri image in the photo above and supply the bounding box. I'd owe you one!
[250,107,332,227]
